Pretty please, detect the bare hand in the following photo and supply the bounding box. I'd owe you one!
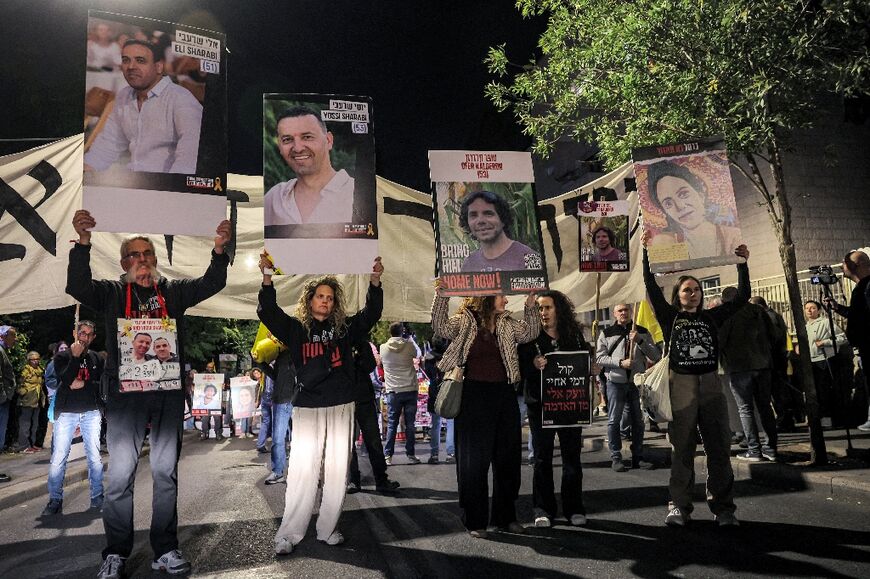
[70,340,86,358]
[72,209,96,245]
[525,292,537,308]
[734,244,750,260]
[534,355,547,370]
[619,359,632,369]
[70,379,85,390]
[370,256,384,286]
[629,330,638,343]
[814,340,823,347]
[214,220,232,253]
[258,250,274,285]
[640,228,652,248]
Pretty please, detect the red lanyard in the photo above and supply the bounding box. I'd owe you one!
[125,283,168,319]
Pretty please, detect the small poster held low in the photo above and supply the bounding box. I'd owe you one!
[192,373,224,417]
[117,318,181,392]
[230,375,259,419]
[430,150,548,296]
[579,200,630,272]
[540,351,591,428]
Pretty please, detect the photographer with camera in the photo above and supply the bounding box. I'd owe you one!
[826,250,870,431]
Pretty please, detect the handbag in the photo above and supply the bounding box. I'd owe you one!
[634,354,672,423]
[434,331,469,419]
[434,366,464,419]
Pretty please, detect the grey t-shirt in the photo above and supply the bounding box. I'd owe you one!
[461,241,541,272]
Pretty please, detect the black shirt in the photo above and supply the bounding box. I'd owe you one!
[53,349,103,414]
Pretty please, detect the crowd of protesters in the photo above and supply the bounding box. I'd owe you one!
[0,209,867,579]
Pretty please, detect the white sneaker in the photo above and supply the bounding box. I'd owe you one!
[275,537,293,555]
[319,531,345,546]
[406,455,421,465]
[857,421,870,432]
[97,555,125,579]
[570,514,588,527]
[151,549,190,575]
[534,515,551,527]
[665,506,690,527]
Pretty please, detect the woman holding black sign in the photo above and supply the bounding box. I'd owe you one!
[641,230,751,527]
[431,286,539,538]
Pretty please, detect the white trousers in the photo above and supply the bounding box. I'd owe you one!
[275,401,355,546]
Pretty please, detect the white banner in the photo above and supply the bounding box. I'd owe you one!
[0,136,643,320]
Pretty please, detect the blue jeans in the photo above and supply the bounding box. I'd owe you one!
[729,370,777,454]
[257,400,273,449]
[606,381,644,461]
[384,391,417,457]
[48,410,103,500]
[270,401,293,476]
[0,401,10,450]
[446,416,455,455]
[518,395,535,458]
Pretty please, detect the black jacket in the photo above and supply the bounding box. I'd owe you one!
[53,349,103,414]
[257,282,383,408]
[65,243,229,396]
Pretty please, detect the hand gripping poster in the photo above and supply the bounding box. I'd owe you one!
[429,150,547,296]
[633,137,743,273]
[579,200,630,272]
[192,373,224,417]
[83,11,227,236]
[263,94,378,274]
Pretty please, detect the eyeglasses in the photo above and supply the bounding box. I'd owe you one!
[78,330,95,337]
[124,250,155,260]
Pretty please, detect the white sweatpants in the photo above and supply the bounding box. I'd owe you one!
[275,401,355,547]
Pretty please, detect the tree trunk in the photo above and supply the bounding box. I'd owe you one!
[766,142,828,465]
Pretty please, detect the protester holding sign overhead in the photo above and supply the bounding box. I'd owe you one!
[641,229,751,528]
[431,286,539,538]
[66,208,231,579]
[519,291,591,529]
[257,252,383,556]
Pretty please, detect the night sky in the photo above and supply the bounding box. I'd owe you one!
[1,0,545,192]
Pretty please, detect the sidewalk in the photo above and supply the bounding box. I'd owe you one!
[1,423,868,512]
[580,415,870,501]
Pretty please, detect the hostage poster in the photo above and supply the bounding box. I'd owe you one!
[633,137,743,273]
[263,93,378,274]
[117,317,181,393]
[192,373,224,417]
[82,11,227,236]
[579,199,630,272]
[540,351,591,428]
[230,375,259,419]
[429,150,547,296]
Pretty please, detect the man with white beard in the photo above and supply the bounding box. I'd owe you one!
[67,209,231,579]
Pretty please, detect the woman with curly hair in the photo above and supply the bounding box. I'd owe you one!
[257,253,384,555]
[431,286,539,538]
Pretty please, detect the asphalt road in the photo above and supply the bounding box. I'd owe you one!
[1,433,868,579]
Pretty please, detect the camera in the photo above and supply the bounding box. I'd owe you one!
[809,265,838,285]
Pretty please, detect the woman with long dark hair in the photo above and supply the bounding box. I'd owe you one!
[641,230,750,527]
[431,289,539,538]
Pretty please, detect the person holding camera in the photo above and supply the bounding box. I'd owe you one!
[827,249,870,430]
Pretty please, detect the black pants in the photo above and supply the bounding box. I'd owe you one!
[528,405,585,519]
[35,403,49,447]
[455,379,520,530]
[103,390,183,559]
[349,399,389,486]
[17,406,39,449]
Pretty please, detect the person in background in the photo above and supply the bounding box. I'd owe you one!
[0,326,17,483]
[17,351,46,453]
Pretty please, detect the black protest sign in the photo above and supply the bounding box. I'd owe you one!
[540,351,591,428]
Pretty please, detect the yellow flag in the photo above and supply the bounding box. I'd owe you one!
[250,322,287,364]
[635,300,664,344]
